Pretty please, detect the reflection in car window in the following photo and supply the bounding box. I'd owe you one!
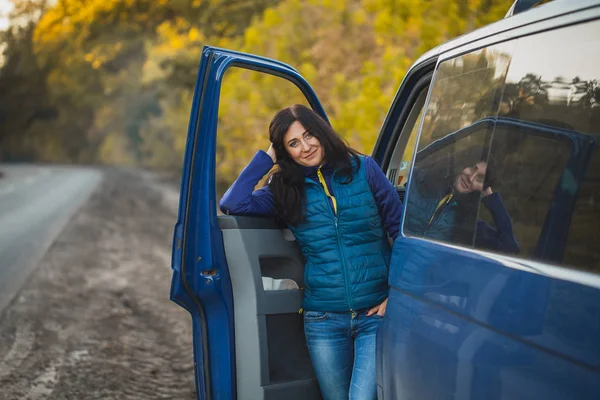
[404,20,600,273]
[567,149,600,272]
[418,42,514,149]
[479,126,570,258]
[404,42,514,248]
[498,20,600,272]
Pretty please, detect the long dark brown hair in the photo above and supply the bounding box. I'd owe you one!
[268,104,361,225]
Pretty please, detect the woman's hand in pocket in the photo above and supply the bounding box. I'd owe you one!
[366,298,388,317]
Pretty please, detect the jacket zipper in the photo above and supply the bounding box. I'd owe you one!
[424,191,454,235]
[313,171,353,311]
[333,214,353,311]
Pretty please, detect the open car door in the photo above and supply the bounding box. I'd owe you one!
[170,46,329,400]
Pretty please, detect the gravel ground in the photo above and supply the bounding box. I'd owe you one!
[0,168,196,399]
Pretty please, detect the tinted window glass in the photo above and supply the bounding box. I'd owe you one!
[566,147,600,272]
[404,42,514,247]
[477,126,571,257]
[495,20,600,272]
[404,20,600,273]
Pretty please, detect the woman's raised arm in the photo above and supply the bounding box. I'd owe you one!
[475,191,520,254]
[219,150,277,217]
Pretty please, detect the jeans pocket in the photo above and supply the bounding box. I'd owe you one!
[304,310,328,321]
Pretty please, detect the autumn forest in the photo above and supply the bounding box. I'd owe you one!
[0,0,514,183]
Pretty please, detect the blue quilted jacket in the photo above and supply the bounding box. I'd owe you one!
[289,157,391,312]
[220,151,402,312]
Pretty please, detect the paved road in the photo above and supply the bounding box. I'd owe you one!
[0,168,195,399]
[0,165,102,312]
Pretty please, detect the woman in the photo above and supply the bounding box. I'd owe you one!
[220,104,402,400]
[404,148,519,254]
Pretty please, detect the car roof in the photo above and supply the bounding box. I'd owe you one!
[409,0,600,69]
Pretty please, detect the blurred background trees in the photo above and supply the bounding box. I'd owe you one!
[0,0,513,180]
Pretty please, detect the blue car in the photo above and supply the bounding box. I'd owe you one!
[171,0,600,398]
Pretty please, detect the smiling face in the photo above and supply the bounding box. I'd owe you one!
[283,120,325,167]
[454,161,487,194]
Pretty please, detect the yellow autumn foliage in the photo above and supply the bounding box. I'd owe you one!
[140,0,514,187]
[2,0,514,177]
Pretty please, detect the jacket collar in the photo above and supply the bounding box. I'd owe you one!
[302,162,332,177]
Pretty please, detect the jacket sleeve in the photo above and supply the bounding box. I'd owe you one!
[219,150,277,217]
[475,192,520,254]
[364,156,403,241]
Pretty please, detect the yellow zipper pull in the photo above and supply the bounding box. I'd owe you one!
[317,166,337,214]
[298,308,303,314]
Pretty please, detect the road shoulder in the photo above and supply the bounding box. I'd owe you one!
[0,168,195,399]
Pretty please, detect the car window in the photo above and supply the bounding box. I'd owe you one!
[567,148,600,272]
[477,126,571,258]
[493,20,600,272]
[387,88,428,190]
[403,41,514,247]
[215,68,310,210]
[404,19,600,274]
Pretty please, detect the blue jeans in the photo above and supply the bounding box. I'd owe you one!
[304,310,383,400]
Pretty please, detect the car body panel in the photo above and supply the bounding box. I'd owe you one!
[376,3,600,398]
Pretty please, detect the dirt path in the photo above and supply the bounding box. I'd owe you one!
[0,168,195,399]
